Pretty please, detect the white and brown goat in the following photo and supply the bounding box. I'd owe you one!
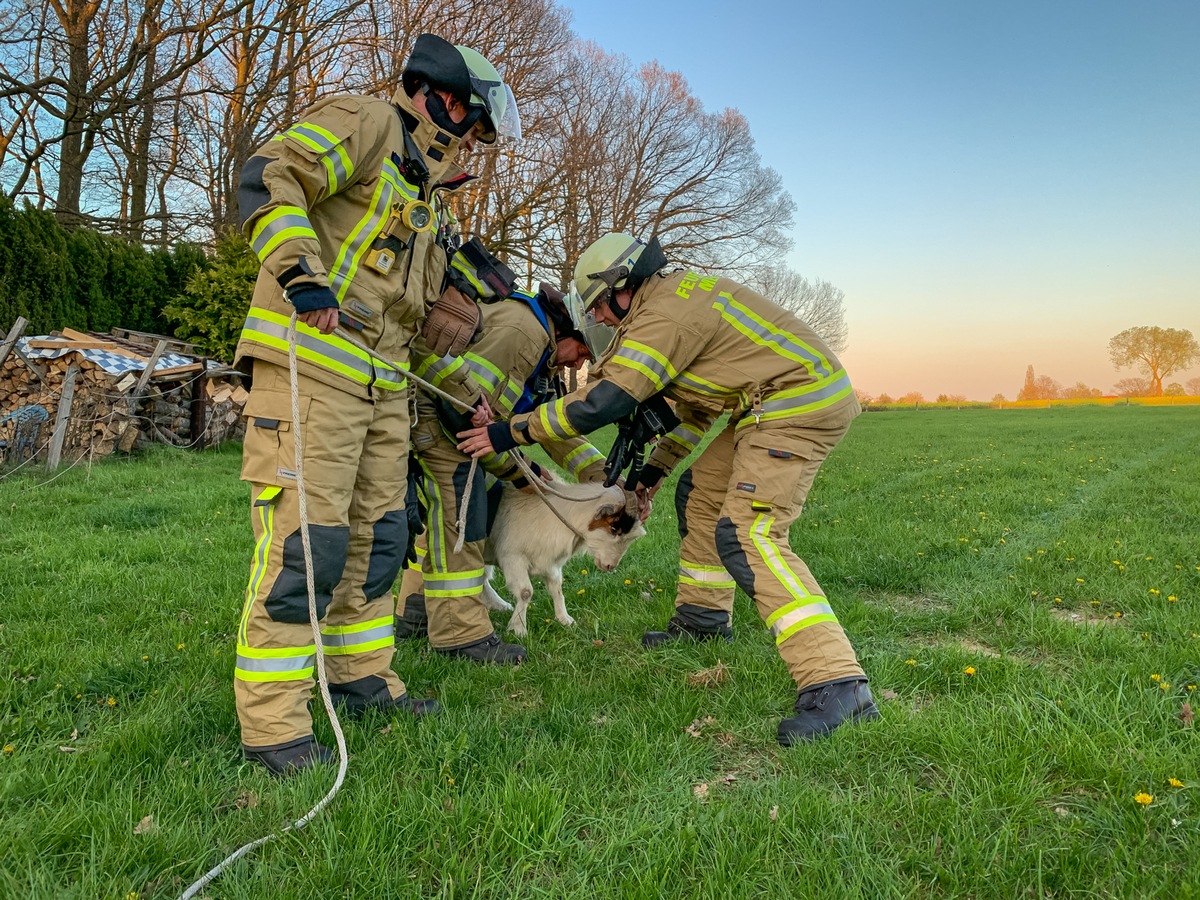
[480,481,645,636]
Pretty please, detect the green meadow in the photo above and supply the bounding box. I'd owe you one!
[1,406,1198,899]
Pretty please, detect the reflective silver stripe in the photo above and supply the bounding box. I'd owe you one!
[611,344,675,390]
[235,652,315,673]
[499,382,522,412]
[416,353,466,387]
[564,444,604,476]
[463,357,503,392]
[242,312,406,389]
[665,423,704,452]
[679,564,733,582]
[321,622,393,648]
[539,399,576,439]
[251,210,315,259]
[425,571,486,595]
[287,123,338,153]
[768,601,836,638]
[712,292,832,376]
[759,371,853,416]
[675,371,733,397]
[328,159,402,301]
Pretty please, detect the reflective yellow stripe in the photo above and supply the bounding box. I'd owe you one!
[451,254,487,295]
[733,371,854,429]
[250,205,316,261]
[611,340,676,391]
[712,291,834,376]
[329,158,410,302]
[539,398,578,440]
[234,643,316,683]
[563,443,604,476]
[239,489,278,645]
[749,515,839,644]
[320,616,394,655]
[241,307,407,390]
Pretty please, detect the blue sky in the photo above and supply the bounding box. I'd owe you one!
[557,0,1200,399]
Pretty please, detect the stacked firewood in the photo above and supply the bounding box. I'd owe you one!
[0,323,247,464]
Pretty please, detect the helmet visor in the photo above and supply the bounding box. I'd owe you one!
[567,280,616,358]
[470,78,521,143]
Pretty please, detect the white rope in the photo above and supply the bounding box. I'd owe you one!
[452,458,479,554]
[179,313,348,899]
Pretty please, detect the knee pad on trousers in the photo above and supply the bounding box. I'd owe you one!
[715,517,755,595]
[674,469,695,540]
[364,508,408,600]
[265,524,349,623]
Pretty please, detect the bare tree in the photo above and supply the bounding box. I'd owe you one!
[1108,326,1200,397]
[1112,376,1150,397]
[745,266,848,352]
[1186,375,1200,396]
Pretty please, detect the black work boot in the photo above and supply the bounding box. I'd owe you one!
[436,632,526,665]
[394,592,428,639]
[777,677,879,746]
[642,610,733,648]
[243,737,334,777]
[390,693,441,717]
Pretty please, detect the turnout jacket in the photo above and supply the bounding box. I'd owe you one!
[494,269,859,475]
[412,296,607,483]
[235,93,473,398]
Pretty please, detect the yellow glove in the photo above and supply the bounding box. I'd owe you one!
[421,285,483,357]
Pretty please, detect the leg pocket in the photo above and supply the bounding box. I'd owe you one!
[240,388,312,486]
[730,431,817,513]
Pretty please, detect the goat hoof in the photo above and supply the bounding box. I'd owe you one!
[557,615,576,628]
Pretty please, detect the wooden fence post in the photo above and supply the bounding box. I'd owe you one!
[0,316,28,367]
[46,363,79,471]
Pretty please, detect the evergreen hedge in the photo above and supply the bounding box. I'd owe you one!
[0,196,207,339]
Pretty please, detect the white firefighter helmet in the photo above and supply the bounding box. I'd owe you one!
[571,232,649,314]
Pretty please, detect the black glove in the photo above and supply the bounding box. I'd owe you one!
[286,283,339,313]
[631,464,665,494]
[511,461,543,490]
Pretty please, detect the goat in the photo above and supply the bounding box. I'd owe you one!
[479,481,646,636]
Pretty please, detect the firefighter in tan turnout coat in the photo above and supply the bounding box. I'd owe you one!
[458,233,878,745]
[232,34,520,775]
[394,284,606,661]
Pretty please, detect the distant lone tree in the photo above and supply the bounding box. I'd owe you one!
[1063,381,1102,400]
[898,391,924,405]
[1113,377,1150,398]
[1187,376,1200,396]
[1018,365,1061,400]
[1108,326,1200,397]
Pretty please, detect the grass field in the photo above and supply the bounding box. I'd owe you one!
[2,406,1198,899]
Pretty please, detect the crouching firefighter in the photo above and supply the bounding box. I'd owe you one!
[394,283,607,663]
[457,233,878,745]
[231,33,520,775]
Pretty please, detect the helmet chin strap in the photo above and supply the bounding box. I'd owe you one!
[419,84,483,137]
[391,85,468,185]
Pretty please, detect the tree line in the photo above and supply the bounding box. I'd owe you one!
[0,0,849,355]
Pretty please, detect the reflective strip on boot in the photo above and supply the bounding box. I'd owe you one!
[321,616,395,655]
[235,643,316,682]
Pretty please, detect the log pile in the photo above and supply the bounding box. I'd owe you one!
[0,322,247,466]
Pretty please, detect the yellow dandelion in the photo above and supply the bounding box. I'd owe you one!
[75,693,81,699]
[999,538,1006,544]
[1076,578,1085,584]
[1134,792,1154,806]
[177,643,185,650]
[1168,596,1177,602]
[917,551,924,556]
[1145,556,1152,561]
[446,776,455,786]
[1066,556,1075,561]
[624,579,632,585]
[964,666,977,676]
[1090,601,1100,606]
[1188,685,1197,691]
[580,569,588,575]
[577,589,585,595]
[1025,556,1033,561]
[1037,549,1046,555]
[1113,560,1121,565]
[2,745,13,754]
[905,659,916,665]
[107,697,117,707]
[1160,682,1170,690]
[1150,588,1161,595]
[1140,633,1149,640]
[1118,565,1125,571]
[141,655,148,661]
[1113,611,1123,618]
[1168,778,1184,788]
[1151,674,1162,681]
[1054,597,1062,604]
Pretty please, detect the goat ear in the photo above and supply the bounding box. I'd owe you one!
[596,503,621,519]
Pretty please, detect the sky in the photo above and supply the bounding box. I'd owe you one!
[556,0,1200,400]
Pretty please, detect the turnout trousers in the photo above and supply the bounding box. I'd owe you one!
[235,360,410,751]
[673,405,865,691]
[396,392,493,650]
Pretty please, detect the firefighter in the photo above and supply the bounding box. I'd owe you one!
[232,34,520,776]
[394,283,607,662]
[458,233,878,745]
